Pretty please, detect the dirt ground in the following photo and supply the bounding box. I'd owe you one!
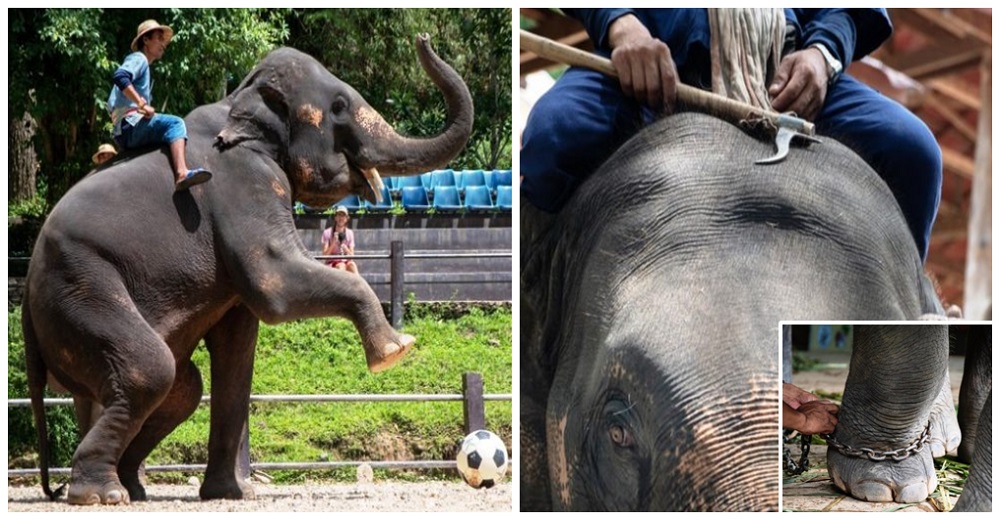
[6,481,512,512]
[783,350,968,512]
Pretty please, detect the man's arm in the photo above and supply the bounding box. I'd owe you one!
[561,8,637,50]
[563,9,679,113]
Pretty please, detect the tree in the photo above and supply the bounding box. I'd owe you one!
[286,9,512,170]
[8,8,288,205]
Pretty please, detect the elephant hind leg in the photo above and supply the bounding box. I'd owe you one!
[64,305,177,505]
[117,360,204,501]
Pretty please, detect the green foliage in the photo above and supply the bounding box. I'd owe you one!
[289,9,512,170]
[8,8,510,218]
[7,307,512,482]
[8,8,289,205]
[8,309,80,468]
[7,194,50,219]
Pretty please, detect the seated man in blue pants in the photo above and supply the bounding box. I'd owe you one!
[521,9,942,261]
[108,19,212,191]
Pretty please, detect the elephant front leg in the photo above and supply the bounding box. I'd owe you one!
[827,325,948,503]
[244,256,414,373]
[201,305,259,500]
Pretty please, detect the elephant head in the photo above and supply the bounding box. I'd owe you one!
[216,35,473,206]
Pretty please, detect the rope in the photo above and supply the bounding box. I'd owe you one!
[708,9,785,112]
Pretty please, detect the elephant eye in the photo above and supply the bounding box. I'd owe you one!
[331,97,348,114]
[609,424,634,448]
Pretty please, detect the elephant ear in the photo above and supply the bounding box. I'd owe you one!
[216,68,289,152]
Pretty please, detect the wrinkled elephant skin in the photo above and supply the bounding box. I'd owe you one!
[24,40,473,504]
[952,393,992,511]
[520,113,939,511]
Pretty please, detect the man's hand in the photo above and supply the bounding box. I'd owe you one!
[768,47,830,121]
[783,382,820,409]
[607,14,678,113]
[140,104,156,118]
[785,400,840,435]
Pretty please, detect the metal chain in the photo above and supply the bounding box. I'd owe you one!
[782,429,812,475]
[823,423,931,462]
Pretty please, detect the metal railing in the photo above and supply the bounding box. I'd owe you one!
[8,373,512,478]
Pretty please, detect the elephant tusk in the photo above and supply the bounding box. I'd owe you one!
[362,167,385,203]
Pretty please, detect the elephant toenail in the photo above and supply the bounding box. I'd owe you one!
[897,482,930,503]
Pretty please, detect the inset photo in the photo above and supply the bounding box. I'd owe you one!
[781,323,991,512]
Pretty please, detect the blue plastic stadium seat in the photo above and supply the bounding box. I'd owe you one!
[395,175,423,192]
[496,185,513,210]
[430,169,457,190]
[364,185,394,212]
[432,185,463,212]
[495,169,513,187]
[401,186,431,211]
[420,172,434,190]
[464,185,494,211]
[484,170,496,191]
[460,169,486,190]
[334,194,364,212]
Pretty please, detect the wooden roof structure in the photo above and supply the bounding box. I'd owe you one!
[520,8,992,317]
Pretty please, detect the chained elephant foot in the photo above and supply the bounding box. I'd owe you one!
[928,378,961,458]
[827,444,936,503]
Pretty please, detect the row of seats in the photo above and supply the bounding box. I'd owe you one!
[329,184,513,213]
[391,169,513,192]
[300,169,514,214]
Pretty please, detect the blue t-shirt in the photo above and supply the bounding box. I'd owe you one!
[107,52,152,136]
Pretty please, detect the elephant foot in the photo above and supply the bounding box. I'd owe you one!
[928,377,961,458]
[200,477,256,501]
[67,478,130,505]
[828,446,936,503]
[365,334,415,373]
[119,473,147,502]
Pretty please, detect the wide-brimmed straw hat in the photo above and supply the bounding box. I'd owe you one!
[131,19,174,51]
[92,143,118,164]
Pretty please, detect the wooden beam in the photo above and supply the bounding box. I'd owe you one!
[924,95,977,142]
[928,78,981,111]
[963,51,991,319]
[895,8,967,40]
[941,146,975,179]
[891,45,984,80]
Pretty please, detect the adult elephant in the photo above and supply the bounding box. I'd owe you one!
[520,112,942,511]
[24,36,473,505]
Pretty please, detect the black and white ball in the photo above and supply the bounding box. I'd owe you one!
[456,429,508,489]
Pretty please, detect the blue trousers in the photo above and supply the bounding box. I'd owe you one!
[521,67,942,260]
[116,113,188,150]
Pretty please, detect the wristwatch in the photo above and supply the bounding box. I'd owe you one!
[810,43,843,85]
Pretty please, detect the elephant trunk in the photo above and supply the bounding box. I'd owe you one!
[351,34,474,175]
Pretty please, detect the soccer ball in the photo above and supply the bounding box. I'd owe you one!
[456,429,508,489]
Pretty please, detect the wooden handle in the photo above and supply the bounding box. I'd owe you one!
[520,29,815,136]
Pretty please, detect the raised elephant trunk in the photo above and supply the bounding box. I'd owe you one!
[350,34,474,175]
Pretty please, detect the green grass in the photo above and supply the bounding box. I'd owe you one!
[8,306,511,483]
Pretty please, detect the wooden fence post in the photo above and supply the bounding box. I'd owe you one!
[462,372,486,433]
[391,240,405,329]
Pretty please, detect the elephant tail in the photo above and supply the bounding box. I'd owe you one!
[22,297,65,501]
